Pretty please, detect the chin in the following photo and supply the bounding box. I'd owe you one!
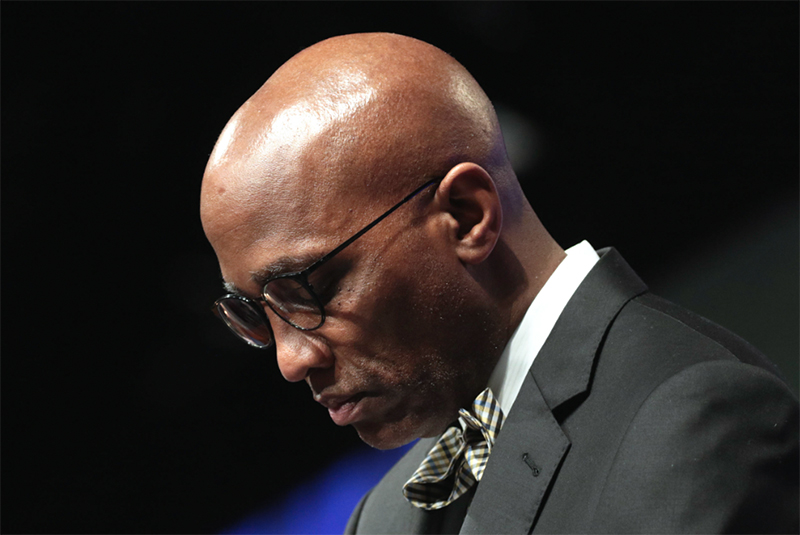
[355,425,416,450]
[354,415,450,450]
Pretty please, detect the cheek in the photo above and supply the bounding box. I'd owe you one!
[358,243,469,353]
[320,222,498,367]
[367,242,506,384]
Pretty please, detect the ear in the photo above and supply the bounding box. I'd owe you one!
[435,162,503,265]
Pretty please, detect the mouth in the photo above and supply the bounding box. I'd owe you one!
[316,392,368,426]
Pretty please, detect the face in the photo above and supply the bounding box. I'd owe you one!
[203,173,504,450]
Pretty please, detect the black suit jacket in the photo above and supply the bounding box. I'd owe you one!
[346,248,799,534]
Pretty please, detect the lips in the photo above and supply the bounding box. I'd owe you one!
[316,392,367,426]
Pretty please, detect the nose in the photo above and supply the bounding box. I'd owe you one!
[272,320,333,382]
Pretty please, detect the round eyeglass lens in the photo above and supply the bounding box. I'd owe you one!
[216,297,273,348]
[263,277,324,330]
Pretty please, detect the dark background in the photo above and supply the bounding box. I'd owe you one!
[3,2,797,533]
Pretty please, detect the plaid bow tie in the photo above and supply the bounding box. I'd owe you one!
[403,387,505,510]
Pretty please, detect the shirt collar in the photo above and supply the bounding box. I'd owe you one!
[487,240,600,413]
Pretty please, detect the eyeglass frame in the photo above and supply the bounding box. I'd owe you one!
[213,177,441,348]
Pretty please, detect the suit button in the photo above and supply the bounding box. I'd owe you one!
[522,453,540,477]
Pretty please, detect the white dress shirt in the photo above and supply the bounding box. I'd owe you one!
[487,241,600,413]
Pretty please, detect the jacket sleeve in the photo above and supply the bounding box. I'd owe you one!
[591,360,799,534]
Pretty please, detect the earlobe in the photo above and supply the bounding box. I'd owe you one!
[436,162,503,265]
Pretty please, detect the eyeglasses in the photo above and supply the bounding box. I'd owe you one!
[213,178,440,349]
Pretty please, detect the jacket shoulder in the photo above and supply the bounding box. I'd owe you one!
[593,358,799,533]
[535,291,799,533]
[588,294,799,532]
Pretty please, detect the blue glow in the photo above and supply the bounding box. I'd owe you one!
[224,441,415,534]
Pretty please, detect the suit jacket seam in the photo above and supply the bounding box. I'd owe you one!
[634,298,740,362]
[348,489,371,534]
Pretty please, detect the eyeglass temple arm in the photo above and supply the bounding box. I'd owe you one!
[304,178,441,274]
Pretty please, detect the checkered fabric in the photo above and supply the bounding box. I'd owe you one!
[403,388,505,510]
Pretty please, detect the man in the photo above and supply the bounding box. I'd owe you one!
[200,33,798,533]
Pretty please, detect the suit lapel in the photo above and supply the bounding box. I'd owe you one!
[461,248,648,534]
[531,247,648,409]
[461,372,570,534]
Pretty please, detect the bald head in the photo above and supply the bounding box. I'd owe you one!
[201,33,522,241]
[200,33,564,448]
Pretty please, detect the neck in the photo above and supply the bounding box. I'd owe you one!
[493,215,566,342]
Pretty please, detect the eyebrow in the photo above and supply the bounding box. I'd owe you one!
[220,254,322,297]
[220,256,308,296]
[251,254,321,284]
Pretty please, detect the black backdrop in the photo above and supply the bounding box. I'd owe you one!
[3,3,798,533]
